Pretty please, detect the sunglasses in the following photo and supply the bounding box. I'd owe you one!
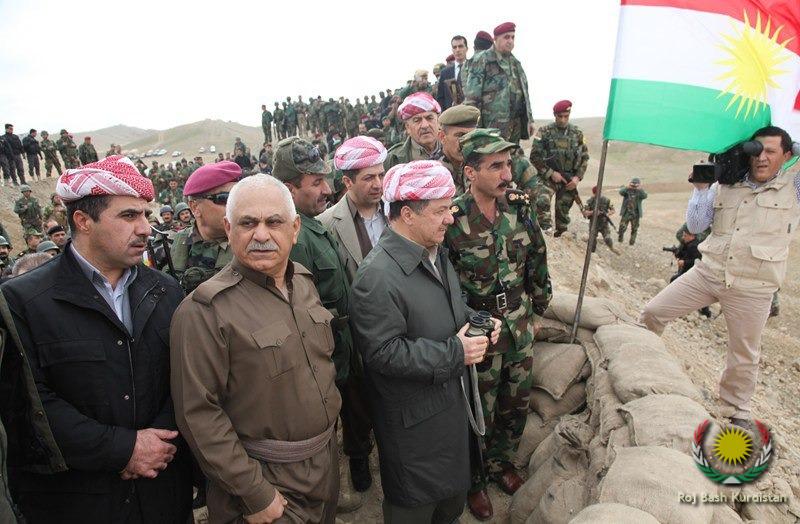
[195,192,230,205]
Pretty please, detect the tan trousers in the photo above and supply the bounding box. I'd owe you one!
[640,261,773,418]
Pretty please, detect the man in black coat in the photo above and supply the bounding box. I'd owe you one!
[436,35,470,110]
[4,124,26,185]
[350,161,499,523]
[0,156,192,523]
[22,129,42,182]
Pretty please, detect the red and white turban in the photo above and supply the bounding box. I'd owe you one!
[397,92,442,121]
[334,136,387,171]
[382,160,455,215]
[56,155,155,203]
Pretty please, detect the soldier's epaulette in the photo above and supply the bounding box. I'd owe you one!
[450,203,466,218]
[505,189,530,207]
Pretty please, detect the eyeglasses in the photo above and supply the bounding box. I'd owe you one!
[195,192,230,205]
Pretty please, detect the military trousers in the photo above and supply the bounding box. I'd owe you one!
[26,154,40,179]
[262,125,272,144]
[471,344,533,490]
[589,218,615,252]
[554,186,578,233]
[287,123,298,138]
[641,261,772,418]
[298,115,308,137]
[5,155,25,184]
[618,214,640,244]
[44,155,62,177]
[0,156,14,184]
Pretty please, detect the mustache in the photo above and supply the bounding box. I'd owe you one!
[247,240,279,252]
[129,236,148,248]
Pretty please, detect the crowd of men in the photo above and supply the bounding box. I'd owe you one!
[0,19,797,524]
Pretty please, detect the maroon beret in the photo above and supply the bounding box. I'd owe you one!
[476,30,494,43]
[553,99,573,114]
[446,54,455,63]
[493,22,516,37]
[183,160,241,196]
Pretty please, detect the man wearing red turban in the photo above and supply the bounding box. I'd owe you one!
[385,92,444,171]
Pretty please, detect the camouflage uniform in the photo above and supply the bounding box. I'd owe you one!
[284,101,298,137]
[170,225,233,293]
[296,99,308,137]
[40,135,62,177]
[384,136,443,171]
[56,132,80,168]
[445,129,552,491]
[529,122,589,233]
[462,48,533,144]
[617,185,647,245]
[585,195,616,252]
[14,193,43,231]
[273,104,285,140]
[308,98,321,134]
[43,198,68,230]
[158,187,184,206]
[77,142,98,165]
[261,108,273,143]
[345,102,360,138]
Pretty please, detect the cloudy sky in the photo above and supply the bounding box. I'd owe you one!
[0,0,621,132]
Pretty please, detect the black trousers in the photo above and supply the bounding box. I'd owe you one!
[338,371,373,459]
[382,493,466,524]
[27,154,40,179]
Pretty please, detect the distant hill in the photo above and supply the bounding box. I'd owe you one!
[76,116,707,189]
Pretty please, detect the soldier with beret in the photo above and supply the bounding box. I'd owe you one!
[445,129,552,520]
[170,161,239,293]
[529,100,590,234]
[438,104,481,194]
[463,22,534,144]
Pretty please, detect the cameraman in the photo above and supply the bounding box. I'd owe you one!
[641,126,797,427]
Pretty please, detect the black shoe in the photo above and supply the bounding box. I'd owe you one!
[349,457,372,492]
[699,307,712,318]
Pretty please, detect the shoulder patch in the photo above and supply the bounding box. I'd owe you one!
[505,189,530,207]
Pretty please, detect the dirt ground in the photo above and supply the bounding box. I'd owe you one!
[5,160,798,523]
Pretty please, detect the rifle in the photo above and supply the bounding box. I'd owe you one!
[662,246,680,255]
[546,157,584,212]
[149,225,176,278]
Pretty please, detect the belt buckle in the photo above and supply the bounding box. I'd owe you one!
[496,292,508,311]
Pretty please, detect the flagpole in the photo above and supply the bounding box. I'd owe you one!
[570,139,610,343]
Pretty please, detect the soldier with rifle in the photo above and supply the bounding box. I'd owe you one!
[529,100,589,235]
[662,223,711,317]
[583,185,619,254]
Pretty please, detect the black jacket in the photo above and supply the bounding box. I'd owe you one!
[4,133,23,156]
[676,238,702,274]
[0,245,192,523]
[436,64,459,110]
[22,135,40,156]
[350,228,471,507]
[0,136,11,158]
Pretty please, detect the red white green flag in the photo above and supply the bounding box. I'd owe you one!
[604,0,800,153]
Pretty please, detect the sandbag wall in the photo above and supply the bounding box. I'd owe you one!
[509,294,798,524]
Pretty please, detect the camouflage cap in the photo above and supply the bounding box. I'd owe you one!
[459,128,518,159]
[19,184,32,192]
[272,137,331,182]
[24,229,43,239]
[0,236,10,247]
[36,241,58,254]
[439,104,481,128]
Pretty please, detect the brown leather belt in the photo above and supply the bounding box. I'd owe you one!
[467,286,524,313]
[240,424,335,464]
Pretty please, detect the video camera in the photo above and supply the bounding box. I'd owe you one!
[688,140,764,185]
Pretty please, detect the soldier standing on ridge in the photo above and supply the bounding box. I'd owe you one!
[274,102,285,140]
[56,129,81,168]
[618,177,648,245]
[583,185,619,254]
[4,124,26,185]
[262,104,274,143]
[40,131,63,177]
[78,136,99,165]
[22,129,42,182]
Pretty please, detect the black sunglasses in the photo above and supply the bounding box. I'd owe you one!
[196,192,230,205]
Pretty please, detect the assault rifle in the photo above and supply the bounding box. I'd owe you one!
[662,245,680,255]
[546,156,584,212]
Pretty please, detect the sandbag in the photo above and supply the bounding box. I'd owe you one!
[531,381,586,422]
[607,343,701,403]
[569,503,660,524]
[529,432,556,476]
[535,316,571,341]
[618,394,710,453]
[531,342,588,399]
[543,293,629,329]
[514,412,558,469]
[598,446,717,524]
[593,323,665,359]
[598,393,625,444]
[527,474,589,524]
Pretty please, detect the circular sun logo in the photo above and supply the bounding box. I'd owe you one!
[713,425,753,466]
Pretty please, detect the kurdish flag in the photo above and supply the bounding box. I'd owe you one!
[604,0,800,153]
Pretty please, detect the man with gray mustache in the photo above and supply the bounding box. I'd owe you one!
[171,174,341,523]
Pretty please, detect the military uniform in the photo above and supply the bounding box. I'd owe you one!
[585,194,616,252]
[618,182,647,245]
[529,122,589,233]
[40,134,62,177]
[170,225,233,293]
[158,186,184,206]
[56,132,80,168]
[14,191,43,232]
[445,130,552,493]
[384,136,443,171]
[285,101,298,137]
[261,107,273,143]
[77,141,99,165]
[273,104,285,140]
[462,48,533,144]
[296,99,309,137]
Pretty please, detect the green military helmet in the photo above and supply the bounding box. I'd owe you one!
[273,137,331,182]
[630,177,641,185]
[19,184,32,193]
[459,128,518,160]
[36,240,59,254]
[0,236,10,247]
[174,202,190,214]
[160,205,174,216]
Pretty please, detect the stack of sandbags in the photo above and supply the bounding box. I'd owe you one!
[528,342,589,424]
[542,293,635,329]
[511,416,592,524]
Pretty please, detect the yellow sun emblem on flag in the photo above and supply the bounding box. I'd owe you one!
[713,425,753,466]
[716,10,794,119]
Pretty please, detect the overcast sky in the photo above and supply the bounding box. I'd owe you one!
[0,0,621,132]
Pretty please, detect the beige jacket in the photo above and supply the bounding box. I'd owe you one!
[699,170,800,291]
[170,260,341,522]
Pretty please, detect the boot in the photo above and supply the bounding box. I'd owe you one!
[699,306,712,318]
[629,232,636,245]
[467,489,493,521]
[336,461,364,513]
[617,232,624,243]
[606,239,620,254]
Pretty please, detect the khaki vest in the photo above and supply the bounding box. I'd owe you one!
[698,171,799,291]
